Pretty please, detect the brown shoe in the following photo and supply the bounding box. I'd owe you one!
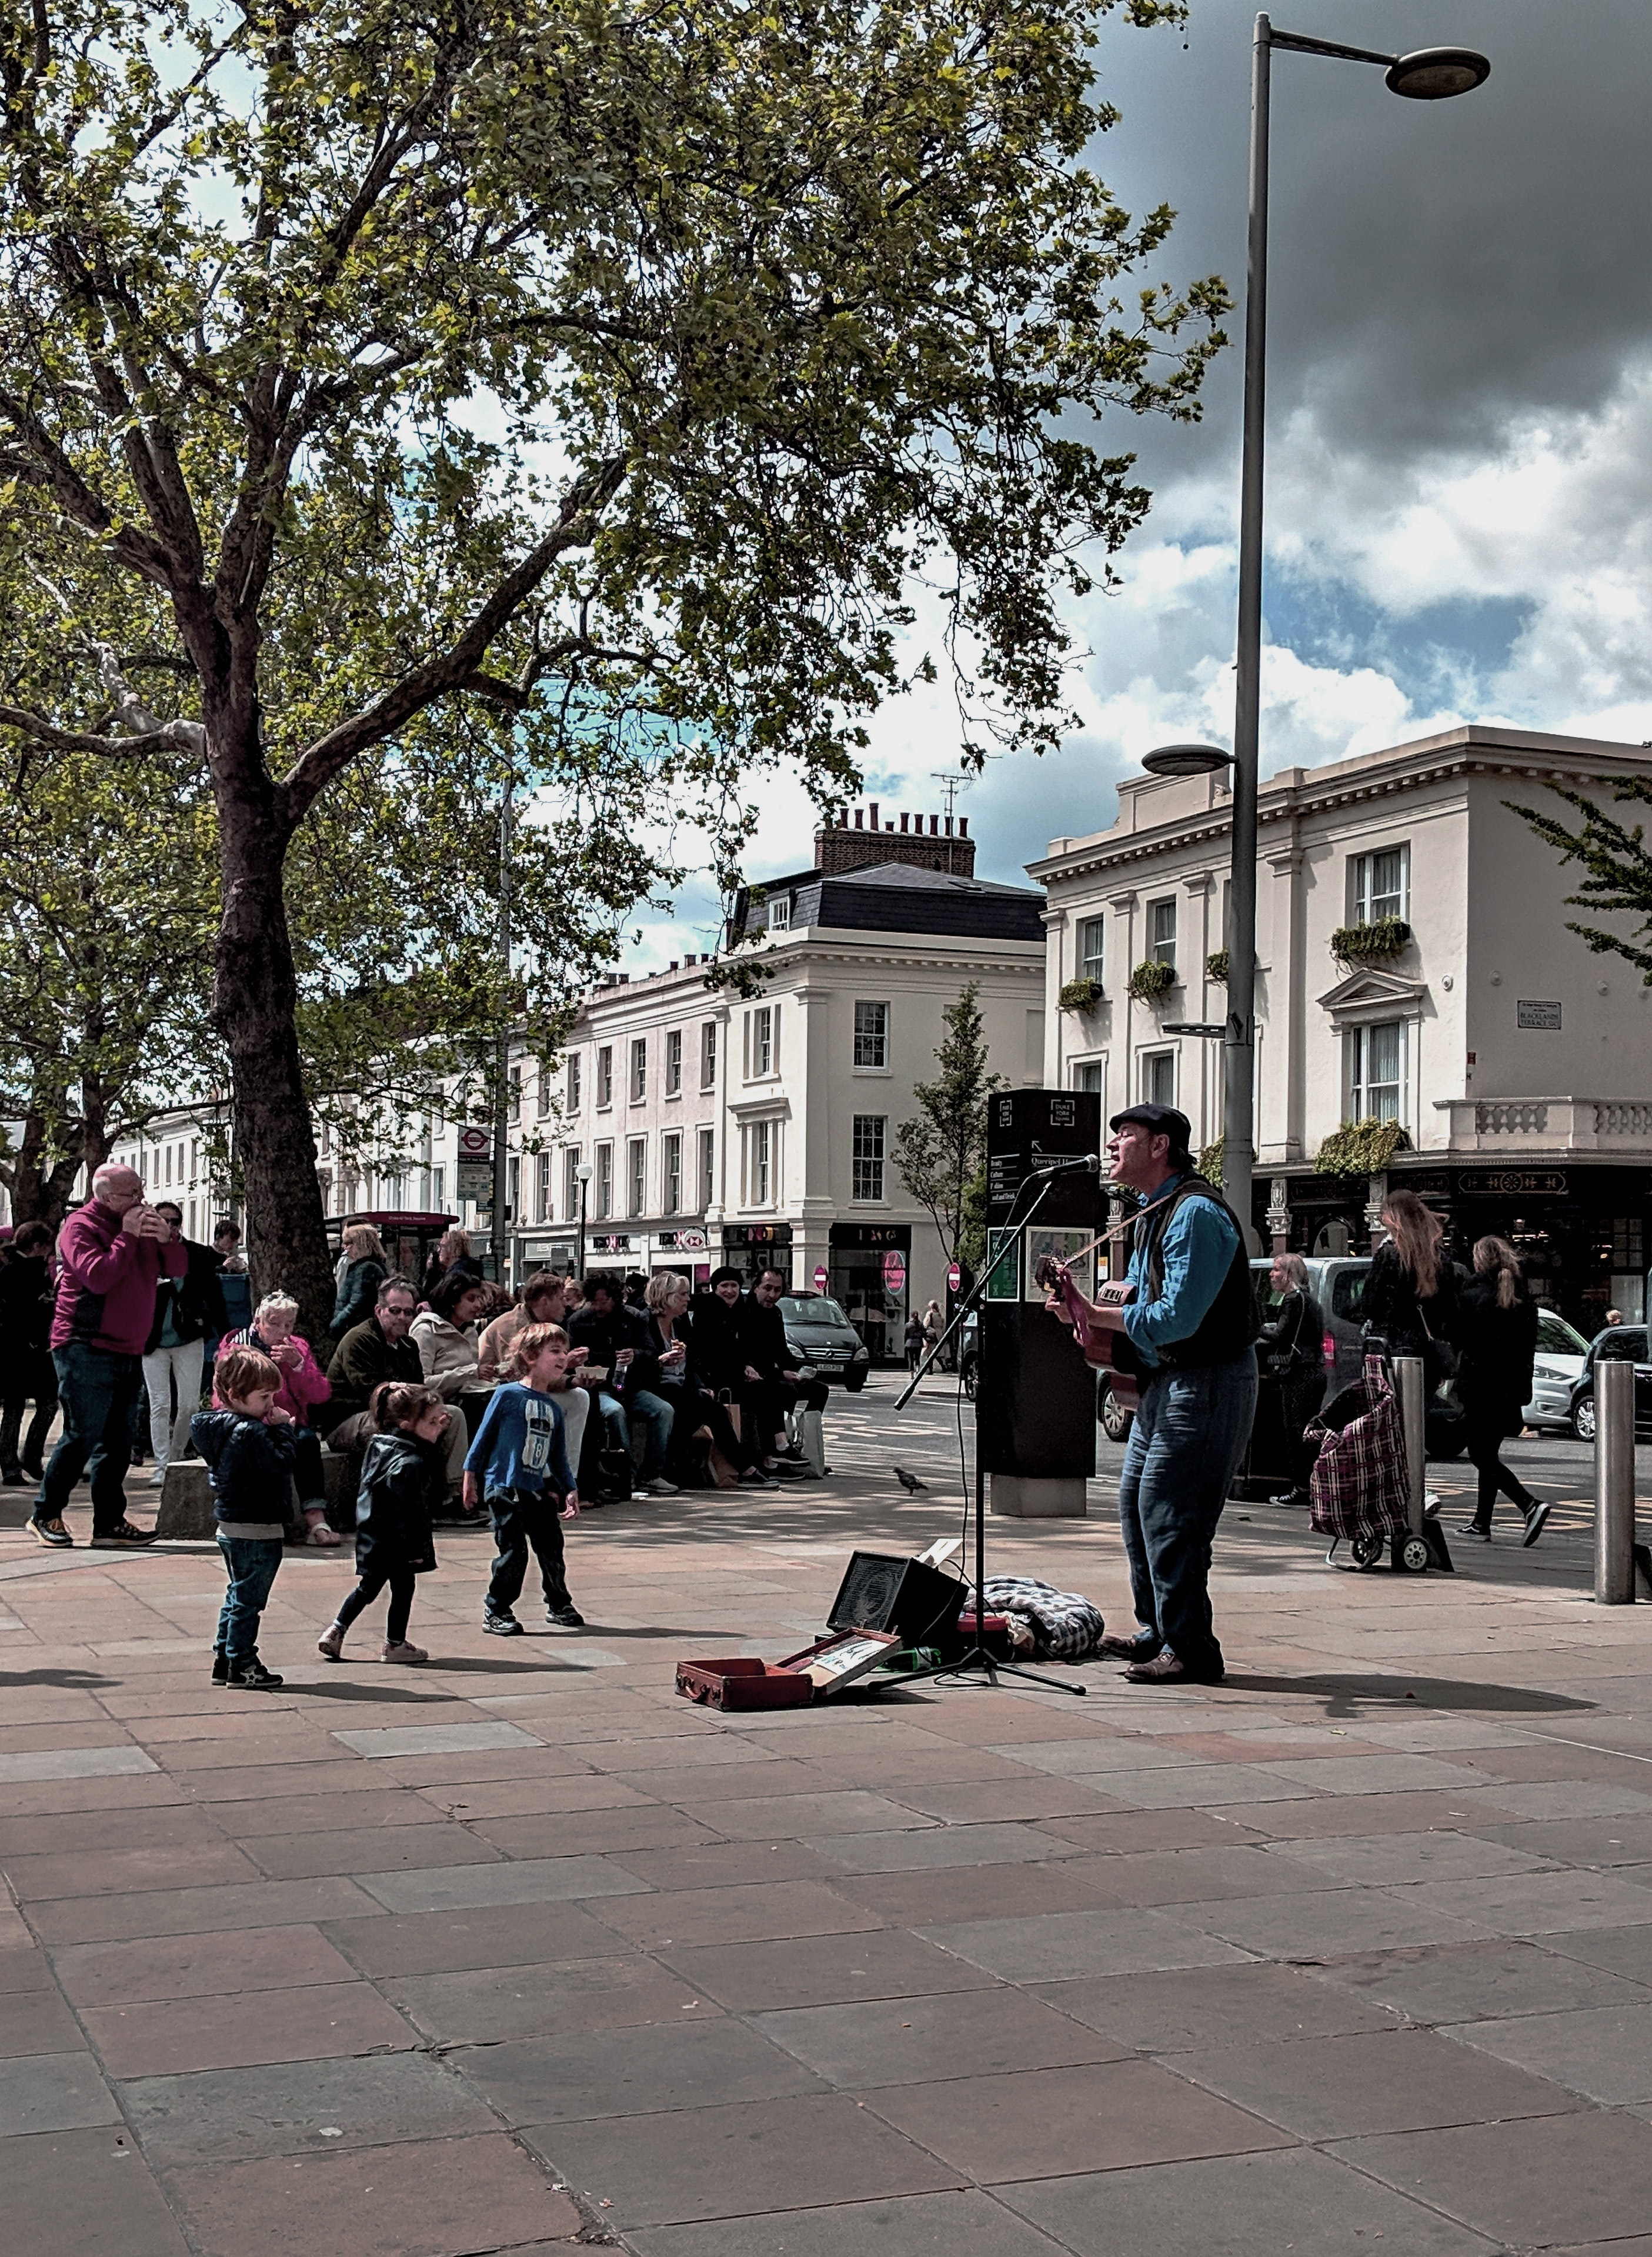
[1124,1648,1224,1686]
[1097,1634,1153,1662]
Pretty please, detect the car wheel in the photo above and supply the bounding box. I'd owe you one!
[959,1356,979,1402]
[1099,1383,1134,1443]
[1573,1397,1596,1443]
[843,1370,867,1393]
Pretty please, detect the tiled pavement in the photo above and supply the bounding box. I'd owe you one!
[2,1393,1651,2255]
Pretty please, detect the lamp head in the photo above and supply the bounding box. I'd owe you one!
[575,1161,593,1184]
[1385,46,1490,99]
[1141,742,1235,779]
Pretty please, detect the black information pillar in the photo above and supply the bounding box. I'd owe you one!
[979,1089,1107,1492]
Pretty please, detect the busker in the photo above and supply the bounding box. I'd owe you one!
[1456,1235,1548,1546]
[317,1381,448,1663]
[1053,1105,1257,1684]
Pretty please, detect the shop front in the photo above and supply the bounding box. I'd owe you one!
[722,1222,793,1286]
[652,1226,712,1287]
[828,1222,911,1366]
[1397,1162,1650,1333]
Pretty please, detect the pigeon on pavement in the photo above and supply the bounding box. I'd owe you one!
[893,1465,926,1493]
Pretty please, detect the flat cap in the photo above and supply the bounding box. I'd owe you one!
[1109,1102,1193,1154]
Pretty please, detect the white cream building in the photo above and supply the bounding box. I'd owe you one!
[1032,725,1652,1327]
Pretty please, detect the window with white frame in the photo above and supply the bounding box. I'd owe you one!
[1348,1018,1406,1122]
[748,1004,776,1078]
[507,1155,520,1219]
[697,1126,715,1208]
[562,1148,580,1218]
[1077,915,1105,984]
[566,1054,582,1111]
[627,1136,647,1216]
[596,1046,613,1108]
[853,999,889,1068]
[851,1114,886,1202]
[536,1063,552,1115]
[1140,1050,1176,1107]
[430,1164,445,1210]
[1148,897,1177,969]
[630,1037,646,1103]
[700,1020,717,1088]
[665,1028,682,1095]
[595,1141,613,1218]
[1351,843,1410,925]
[1072,1061,1105,1097]
[662,1132,682,1215]
[745,1119,775,1206]
[767,894,790,931]
[508,1070,522,1123]
[535,1152,552,1221]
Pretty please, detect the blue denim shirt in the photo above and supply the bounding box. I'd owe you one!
[1122,1172,1243,1371]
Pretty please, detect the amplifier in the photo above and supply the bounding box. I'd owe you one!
[827,1551,966,1647]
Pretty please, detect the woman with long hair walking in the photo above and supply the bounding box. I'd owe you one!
[1362,1190,1460,1384]
[1456,1235,1547,1545]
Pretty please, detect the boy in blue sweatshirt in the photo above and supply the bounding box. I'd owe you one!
[463,1324,583,1633]
[191,1343,295,1689]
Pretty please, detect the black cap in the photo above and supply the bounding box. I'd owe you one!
[1109,1102,1193,1156]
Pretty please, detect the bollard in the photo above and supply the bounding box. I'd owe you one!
[1594,1356,1637,1605]
[1393,1356,1427,1538]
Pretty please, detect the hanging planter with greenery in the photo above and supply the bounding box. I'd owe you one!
[1330,917,1411,965]
[1314,1117,1413,1178]
[1057,976,1104,1015]
[1206,949,1229,984]
[1198,1137,1224,1187]
[1127,958,1177,1002]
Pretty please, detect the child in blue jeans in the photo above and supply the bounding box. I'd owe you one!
[192,1344,295,1689]
[463,1325,582,1634]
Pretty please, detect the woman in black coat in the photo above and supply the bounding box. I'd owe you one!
[1361,1189,1460,1382]
[1456,1236,1546,1545]
[1257,1252,1327,1505]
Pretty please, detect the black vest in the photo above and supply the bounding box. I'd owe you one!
[1133,1173,1259,1371]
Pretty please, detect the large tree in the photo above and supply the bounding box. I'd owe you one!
[894,983,1006,1276]
[0,0,1222,1319]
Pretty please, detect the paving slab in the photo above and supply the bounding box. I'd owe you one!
[589,1879,883,1949]
[0,1983,86,2056]
[1541,1922,1652,1983]
[1170,1885,1496,1961]
[1442,2001,1652,2103]
[627,2188,1072,2257]
[116,2049,494,2163]
[755,1983,1131,2088]
[1,2125,192,2257]
[917,1905,1251,1982]
[1028,1959,1404,2051]
[799,1823,1077,1875]
[323,1898,627,1978]
[385,1954,720,2043]
[1331,2110,1652,2248]
[0,1746,157,1782]
[460,2014,825,2123]
[1387,1866,1652,1936]
[998,2144,1501,2256]
[29,1873,383,1945]
[352,1851,650,1913]
[656,1928,1000,2011]
[242,1822,503,1879]
[329,1720,544,1758]
[823,1858,1134,1926]
[51,1923,362,2008]
[0,2048,121,2134]
[1308,1936,1652,2022]
[82,1978,415,2078]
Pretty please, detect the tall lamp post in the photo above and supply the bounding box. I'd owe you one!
[575,1159,592,1282]
[1144,23,1489,1246]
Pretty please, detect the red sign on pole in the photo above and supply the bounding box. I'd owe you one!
[882,1250,907,1293]
[946,1260,962,1293]
[812,1265,829,1292]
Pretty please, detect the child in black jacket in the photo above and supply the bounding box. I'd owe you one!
[192,1345,295,1690]
[317,1382,447,1663]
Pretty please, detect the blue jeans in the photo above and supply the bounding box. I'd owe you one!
[36,1343,142,1535]
[596,1387,675,1481]
[1117,1353,1257,1679]
[215,1535,284,1664]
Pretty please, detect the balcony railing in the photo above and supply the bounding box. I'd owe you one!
[1436,1099,1652,1152]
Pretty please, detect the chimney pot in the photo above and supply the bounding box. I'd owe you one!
[867,801,879,830]
[944,816,953,835]
[959,816,969,837]
[930,814,939,835]
[853,809,863,829]
[899,812,909,832]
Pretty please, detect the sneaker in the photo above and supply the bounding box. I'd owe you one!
[484,1611,523,1636]
[148,1464,166,1488]
[546,1604,585,1629]
[316,1625,345,1662]
[1456,1520,1492,1542]
[381,1640,428,1664]
[775,1445,806,1463]
[643,1476,679,1496]
[1522,1501,1551,1548]
[2,1469,26,1488]
[211,1650,229,1685]
[226,1656,284,1689]
[91,1521,158,1548]
[30,1516,72,1548]
[739,1466,780,1489]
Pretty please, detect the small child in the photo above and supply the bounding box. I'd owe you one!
[317,1382,447,1665]
[192,1345,295,1690]
[463,1323,583,1635]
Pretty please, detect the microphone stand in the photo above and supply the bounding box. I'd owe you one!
[884,1163,1100,1698]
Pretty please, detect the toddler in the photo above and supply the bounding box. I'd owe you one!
[318,1382,448,1663]
[192,1345,294,1689]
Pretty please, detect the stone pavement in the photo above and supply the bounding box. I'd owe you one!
[3,1386,1651,2257]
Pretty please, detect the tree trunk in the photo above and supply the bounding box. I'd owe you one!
[212,789,336,1342]
[2,1101,87,1228]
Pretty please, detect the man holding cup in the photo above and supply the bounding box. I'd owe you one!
[31,1164,186,1548]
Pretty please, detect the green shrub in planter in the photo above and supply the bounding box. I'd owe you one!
[1127,958,1176,1002]
[1057,976,1104,1015]
[1330,917,1411,964]
[1206,949,1229,984]
[1314,1117,1412,1178]
[1198,1137,1224,1187]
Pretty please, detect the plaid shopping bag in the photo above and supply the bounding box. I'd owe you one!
[1306,1352,1411,1544]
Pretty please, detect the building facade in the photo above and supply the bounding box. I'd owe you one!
[1032,725,1652,1329]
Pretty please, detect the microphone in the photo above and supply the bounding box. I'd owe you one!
[1028,1153,1101,1176]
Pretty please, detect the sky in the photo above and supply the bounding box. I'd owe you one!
[627,0,1652,965]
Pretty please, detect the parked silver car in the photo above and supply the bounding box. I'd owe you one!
[778,1293,872,1392]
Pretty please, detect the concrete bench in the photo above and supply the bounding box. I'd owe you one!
[155,1450,353,1541]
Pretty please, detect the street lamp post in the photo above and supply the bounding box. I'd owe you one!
[1147,24,1488,1247]
[575,1159,592,1282]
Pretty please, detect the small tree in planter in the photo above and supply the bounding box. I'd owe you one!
[1314,1118,1412,1178]
[1057,976,1104,1015]
[1206,949,1230,984]
[1330,917,1411,965]
[1127,959,1177,1002]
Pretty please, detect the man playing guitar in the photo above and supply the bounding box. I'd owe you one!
[1047,1104,1257,1684]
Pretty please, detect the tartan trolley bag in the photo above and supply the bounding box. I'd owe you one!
[1306,1353,1429,1572]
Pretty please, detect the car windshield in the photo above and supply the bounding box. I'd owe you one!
[1595,1328,1648,1363]
[782,1296,850,1328]
[1536,1310,1589,1358]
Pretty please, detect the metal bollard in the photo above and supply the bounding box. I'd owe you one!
[1594,1356,1637,1605]
[1393,1356,1427,1537]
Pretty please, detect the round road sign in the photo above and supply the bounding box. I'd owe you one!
[812,1265,829,1292]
